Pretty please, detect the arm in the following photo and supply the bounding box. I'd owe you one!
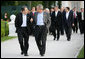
[46,13,51,29]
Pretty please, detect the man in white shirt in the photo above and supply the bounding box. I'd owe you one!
[72,7,78,33]
[78,8,84,34]
[51,6,63,41]
[64,7,74,41]
[15,6,32,56]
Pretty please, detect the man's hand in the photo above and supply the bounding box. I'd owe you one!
[72,23,74,26]
[30,18,33,23]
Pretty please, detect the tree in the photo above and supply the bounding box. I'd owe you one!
[57,1,61,9]
[42,1,56,9]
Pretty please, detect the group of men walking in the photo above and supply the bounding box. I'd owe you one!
[15,4,84,56]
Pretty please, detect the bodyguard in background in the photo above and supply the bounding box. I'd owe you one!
[30,7,36,35]
[51,6,62,41]
[72,7,78,33]
[15,6,31,56]
[63,7,74,41]
[78,8,84,34]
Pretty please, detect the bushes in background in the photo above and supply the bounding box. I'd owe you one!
[1,21,9,37]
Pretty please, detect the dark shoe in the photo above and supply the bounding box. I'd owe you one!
[67,38,70,41]
[21,51,24,55]
[40,54,44,56]
[57,38,59,41]
[54,38,56,40]
[24,53,28,56]
[53,38,55,40]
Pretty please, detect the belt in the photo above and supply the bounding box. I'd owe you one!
[36,25,45,28]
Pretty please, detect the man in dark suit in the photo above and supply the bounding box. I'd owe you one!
[51,6,62,41]
[15,6,31,56]
[30,7,36,35]
[72,7,78,33]
[78,8,84,34]
[64,7,74,41]
[31,4,51,56]
[60,7,65,35]
[49,7,54,35]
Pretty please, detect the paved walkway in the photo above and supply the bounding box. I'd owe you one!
[1,31,84,58]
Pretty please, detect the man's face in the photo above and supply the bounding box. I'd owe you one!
[32,7,35,11]
[65,8,68,12]
[60,7,64,12]
[51,9,54,12]
[74,8,76,11]
[24,7,28,14]
[37,7,40,12]
[55,7,58,11]
[81,8,84,12]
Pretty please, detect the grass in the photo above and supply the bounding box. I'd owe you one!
[1,36,17,42]
[77,46,84,58]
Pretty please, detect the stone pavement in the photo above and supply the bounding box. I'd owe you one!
[1,31,84,58]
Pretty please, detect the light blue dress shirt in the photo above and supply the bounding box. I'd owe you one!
[37,12,44,25]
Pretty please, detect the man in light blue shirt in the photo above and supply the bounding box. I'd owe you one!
[37,12,44,25]
[31,4,51,56]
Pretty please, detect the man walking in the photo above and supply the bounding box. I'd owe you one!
[64,7,74,41]
[32,4,51,56]
[15,6,31,56]
[51,6,62,41]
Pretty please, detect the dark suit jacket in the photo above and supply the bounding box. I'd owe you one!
[63,11,74,27]
[51,11,63,29]
[78,12,84,22]
[15,13,31,34]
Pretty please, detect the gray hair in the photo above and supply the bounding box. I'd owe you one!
[21,6,28,11]
[37,4,43,10]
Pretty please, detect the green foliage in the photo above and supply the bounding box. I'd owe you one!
[77,46,84,58]
[1,36,17,42]
[57,1,61,9]
[1,21,9,37]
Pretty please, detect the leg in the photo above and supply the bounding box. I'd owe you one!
[17,32,24,54]
[64,27,71,41]
[35,26,42,53]
[23,33,29,55]
[41,27,47,55]
[57,28,60,40]
[52,27,56,40]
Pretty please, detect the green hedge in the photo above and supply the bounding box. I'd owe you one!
[1,21,9,37]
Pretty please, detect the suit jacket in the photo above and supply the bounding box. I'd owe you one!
[78,12,84,22]
[73,11,79,22]
[33,12,51,29]
[51,11,63,29]
[63,11,74,27]
[15,13,31,34]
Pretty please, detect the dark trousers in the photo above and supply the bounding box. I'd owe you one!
[72,18,78,33]
[35,25,47,55]
[79,20,84,34]
[64,26,72,40]
[17,27,29,54]
[52,26,60,40]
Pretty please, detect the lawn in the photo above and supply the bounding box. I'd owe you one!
[77,46,84,58]
[1,36,17,42]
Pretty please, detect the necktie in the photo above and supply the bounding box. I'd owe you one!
[74,12,76,19]
[33,12,34,16]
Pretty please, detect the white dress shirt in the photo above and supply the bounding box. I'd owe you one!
[66,11,70,20]
[55,11,58,17]
[81,12,84,20]
[21,14,27,27]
